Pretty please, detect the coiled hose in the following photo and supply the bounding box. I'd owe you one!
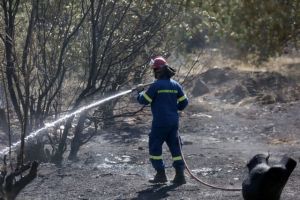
[178,136,242,191]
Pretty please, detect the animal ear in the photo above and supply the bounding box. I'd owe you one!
[280,156,297,173]
[264,165,292,195]
[246,154,260,171]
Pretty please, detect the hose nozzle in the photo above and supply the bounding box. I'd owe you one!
[131,82,153,92]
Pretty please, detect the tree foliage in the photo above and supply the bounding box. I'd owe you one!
[0,0,299,166]
[172,0,300,60]
[0,0,179,164]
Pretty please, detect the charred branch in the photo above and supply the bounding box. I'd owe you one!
[0,156,39,200]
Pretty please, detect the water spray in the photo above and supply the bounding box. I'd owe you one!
[0,81,241,192]
[0,83,152,156]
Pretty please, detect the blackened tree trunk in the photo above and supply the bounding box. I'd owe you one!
[0,85,8,134]
[50,116,74,164]
[0,109,8,135]
[68,112,88,161]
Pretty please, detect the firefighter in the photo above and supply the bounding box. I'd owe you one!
[136,56,188,184]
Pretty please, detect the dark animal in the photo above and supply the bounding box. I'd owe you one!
[242,154,297,200]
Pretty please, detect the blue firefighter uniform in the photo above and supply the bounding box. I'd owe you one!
[137,78,188,172]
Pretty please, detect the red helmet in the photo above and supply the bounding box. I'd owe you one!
[149,56,168,69]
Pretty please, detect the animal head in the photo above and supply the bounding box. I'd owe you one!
[246,153,270,172]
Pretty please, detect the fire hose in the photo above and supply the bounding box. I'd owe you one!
[130,82,153,92]
[178,136,242,191]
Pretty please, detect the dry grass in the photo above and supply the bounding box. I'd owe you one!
[172,49,300,81]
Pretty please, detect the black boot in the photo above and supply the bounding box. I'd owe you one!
[172,169,186,185]
[149,169,168,184]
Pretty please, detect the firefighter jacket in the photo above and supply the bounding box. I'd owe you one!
[137,78,188,127]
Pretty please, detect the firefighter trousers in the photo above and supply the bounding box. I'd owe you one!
[149,125,185,171]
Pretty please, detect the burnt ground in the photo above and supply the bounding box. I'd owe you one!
[6,66,300,199]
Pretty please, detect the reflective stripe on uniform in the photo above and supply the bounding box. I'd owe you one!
[177,95,187,102]
[172,156,182,161]
[150,155,163,160]
[157,90,178,94]
[143,93,152,103]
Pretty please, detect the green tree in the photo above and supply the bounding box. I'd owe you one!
[170,0,300,60]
